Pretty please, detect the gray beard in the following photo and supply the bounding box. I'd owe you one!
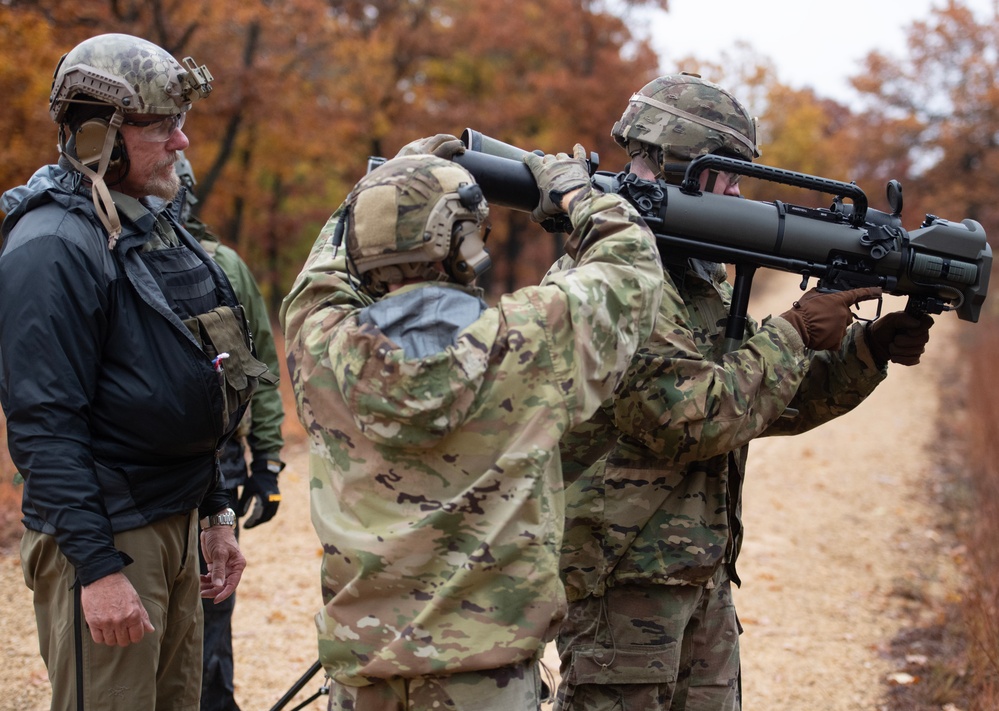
[146,171,181,201]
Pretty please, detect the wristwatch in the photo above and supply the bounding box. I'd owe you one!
[200,507,237,530]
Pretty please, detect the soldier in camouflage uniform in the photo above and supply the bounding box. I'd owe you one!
[280,144,664,710]
[175,153,286,711]
[0,34,264,708]
[546,74,934,711]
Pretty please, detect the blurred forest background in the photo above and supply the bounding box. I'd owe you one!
[1,0,998,706]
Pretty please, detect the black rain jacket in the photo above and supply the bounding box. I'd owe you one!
[0,164,242,585]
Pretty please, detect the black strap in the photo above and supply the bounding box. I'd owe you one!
[726,450,743,587]
[268,659,328,711]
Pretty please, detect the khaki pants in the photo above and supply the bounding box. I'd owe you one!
[554,571,741,711]
[327,659,545,711]
[21,512,203,711]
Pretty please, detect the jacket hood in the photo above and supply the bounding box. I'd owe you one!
[330,284,495,449]
[1,165,76,227]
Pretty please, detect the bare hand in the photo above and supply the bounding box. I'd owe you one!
[200,526,246,603]
[81,572,155,647]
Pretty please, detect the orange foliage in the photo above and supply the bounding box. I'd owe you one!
[851,0,999,231]
[0,0,664,305]
[0,9,66,189]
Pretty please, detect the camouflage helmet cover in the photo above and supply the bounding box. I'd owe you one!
[49,33,213,124]
[611,72,759,163]
[345,154,490,295]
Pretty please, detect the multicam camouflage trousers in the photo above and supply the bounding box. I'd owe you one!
[554,571,741,711]
[327,658,546,711]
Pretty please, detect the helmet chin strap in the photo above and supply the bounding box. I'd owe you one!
[656,158,721,191]
[658,161,691,184]
[628,141,689,185]
[703,170,719,193]
[60,110,124,250]
[628,140,726,192]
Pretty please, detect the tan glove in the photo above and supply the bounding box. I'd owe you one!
[394,134,466,160]
[522,144,591,223]
[780,286,882,350]
[864,311,933,367]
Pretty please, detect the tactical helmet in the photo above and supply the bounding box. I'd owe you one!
[345,155,490,297]
[50,33,213,124]
[47,34,212,249]
[611,72,759,177]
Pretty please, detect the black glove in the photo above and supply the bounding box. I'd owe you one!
[394,134,466,160]
[522,144,591,224]
[864,311,934,367]
[238,459,284,529]
[779,287,882,351]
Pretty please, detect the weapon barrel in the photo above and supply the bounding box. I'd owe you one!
[452,150,538,211]
[456,131,991,322]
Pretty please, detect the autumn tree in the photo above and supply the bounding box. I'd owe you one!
[659,46,896,212]
[0,8,66,190]
[851,6,999,704]
[0,0,669,306]
[0,0,345,309]
[312,0,667,295]
[852,0,999,232]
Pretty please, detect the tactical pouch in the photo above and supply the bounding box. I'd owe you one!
[183,305,277,430]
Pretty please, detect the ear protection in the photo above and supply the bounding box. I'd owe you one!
[442,184,490,284]
[58,109,127,250]
[74,119,123,169]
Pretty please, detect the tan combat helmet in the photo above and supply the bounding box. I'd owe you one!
[344,155,491,297]
[611,72,759,182]
[49,33,213,248]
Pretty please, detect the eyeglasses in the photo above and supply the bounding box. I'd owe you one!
[717,170,741,187]
[122,112,186,142]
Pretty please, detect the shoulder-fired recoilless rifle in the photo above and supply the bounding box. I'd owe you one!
[450,128,992,347]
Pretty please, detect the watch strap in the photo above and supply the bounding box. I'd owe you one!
[200,507,237,530]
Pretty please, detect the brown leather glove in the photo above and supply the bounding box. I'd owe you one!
[863,311,934,367]
[780,286,882,351]
[394,133,466,160]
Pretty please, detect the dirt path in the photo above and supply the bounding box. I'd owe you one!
[0,274,966,711]
[735,275,965,709]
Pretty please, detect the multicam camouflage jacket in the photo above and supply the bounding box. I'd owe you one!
[550,258,888,601]
[279,190,663,686]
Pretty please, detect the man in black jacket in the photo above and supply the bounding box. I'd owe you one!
[0,33,271,709]
[176,152,287,711]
